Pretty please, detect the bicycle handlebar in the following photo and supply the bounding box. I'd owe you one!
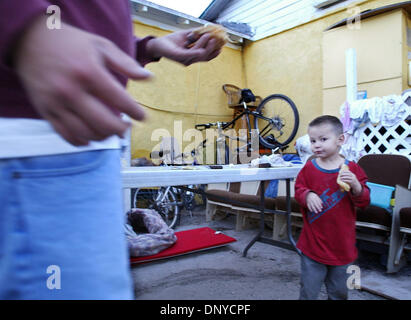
[195,123,212,130]
[195,122,231,131]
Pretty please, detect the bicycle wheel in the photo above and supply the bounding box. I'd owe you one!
[132,187,180,228]
[186,184,206,211]
[254,94,299,149]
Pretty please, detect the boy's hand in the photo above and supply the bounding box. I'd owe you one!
[14,15,152,146]
[339,170,362,196]
[146,30,222,66]
[306,192,323,214]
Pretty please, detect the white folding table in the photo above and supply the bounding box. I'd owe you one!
[122,164,303,256]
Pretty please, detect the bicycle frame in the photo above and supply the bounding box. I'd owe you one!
[147,154,205,216]
[195,102,275,163]
[154,184,202,216]
[222,102,278,140]
[151,102,280,165]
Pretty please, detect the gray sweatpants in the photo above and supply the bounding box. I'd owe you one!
[299,253,349,300]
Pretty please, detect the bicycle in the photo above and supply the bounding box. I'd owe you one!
[131,184,206,229]
[131,140,207,228]
[195,87,299,163]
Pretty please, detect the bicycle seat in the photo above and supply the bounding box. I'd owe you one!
[240,89,256,103]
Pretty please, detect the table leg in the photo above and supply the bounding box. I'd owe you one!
[242,179,301,257]
[242,180,265,257]
[286,179,301,256]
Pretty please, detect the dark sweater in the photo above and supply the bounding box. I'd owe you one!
[0,0,154,119]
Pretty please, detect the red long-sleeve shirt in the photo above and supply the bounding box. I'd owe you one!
[294,158,370,265]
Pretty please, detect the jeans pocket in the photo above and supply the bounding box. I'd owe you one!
[10,149,122,234]
[12,150,115,179]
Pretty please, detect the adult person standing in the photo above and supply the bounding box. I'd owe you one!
[0,1,223,299]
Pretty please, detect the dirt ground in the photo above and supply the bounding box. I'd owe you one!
[130,208,411,300]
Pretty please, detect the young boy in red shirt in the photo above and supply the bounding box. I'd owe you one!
[295,115,370,300]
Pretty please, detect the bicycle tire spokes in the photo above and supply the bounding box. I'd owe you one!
[258,120,281,137]
[133,187,180,228]
[254,94,299,149]
[133,188,156,209]
[155,186,170,202]
[259,104,288,141]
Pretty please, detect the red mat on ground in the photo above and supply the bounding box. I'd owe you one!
[130,227,236,264]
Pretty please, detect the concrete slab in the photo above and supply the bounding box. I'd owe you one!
[355,249,411,300]
[131,209,407,300]
[361,271,411,300]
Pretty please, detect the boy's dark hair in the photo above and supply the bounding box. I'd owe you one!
[308,115,343,135]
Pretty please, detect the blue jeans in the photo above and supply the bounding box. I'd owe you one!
[0,150,133,299]
[299,254,349,300]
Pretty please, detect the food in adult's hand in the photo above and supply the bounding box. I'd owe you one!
[186,24,228,50]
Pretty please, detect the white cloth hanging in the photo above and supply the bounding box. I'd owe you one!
[380,95,408,127]
[339,93,411,162]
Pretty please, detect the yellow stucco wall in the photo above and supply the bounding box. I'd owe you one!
[242,0,408,149]
[323,9,409,116]
[128,22,244,161]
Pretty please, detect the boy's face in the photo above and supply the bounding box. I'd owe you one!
[308,123,344,159]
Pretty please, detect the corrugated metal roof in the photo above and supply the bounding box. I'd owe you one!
[130,0,363,43]
[199,0,233,20]
[213,0,358,40]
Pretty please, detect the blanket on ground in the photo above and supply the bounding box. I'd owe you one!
[124,208,177,257]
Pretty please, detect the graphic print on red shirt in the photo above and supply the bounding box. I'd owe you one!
[294,158,370,266]
[306,187,346,224]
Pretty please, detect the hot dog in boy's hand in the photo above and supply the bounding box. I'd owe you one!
[337,163,351,192]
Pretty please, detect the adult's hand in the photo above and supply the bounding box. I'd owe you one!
[146,29,223,66]
[14,15,152,146]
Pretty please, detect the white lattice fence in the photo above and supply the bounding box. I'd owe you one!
[357,110,411,160]
[341,95,411,162]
